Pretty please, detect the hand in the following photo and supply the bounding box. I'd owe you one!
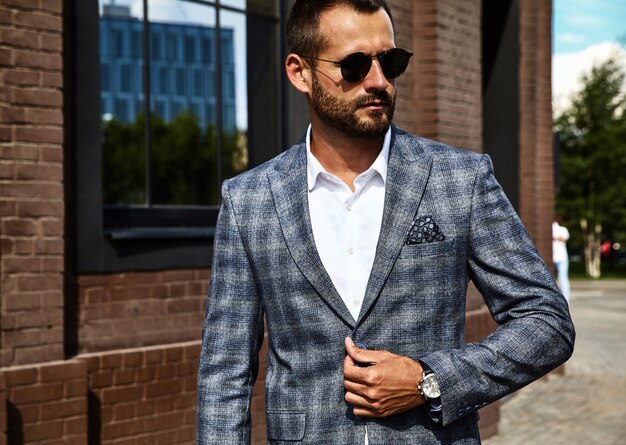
[343,337,425,418]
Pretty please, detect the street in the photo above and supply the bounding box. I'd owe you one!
[483,279,626,445]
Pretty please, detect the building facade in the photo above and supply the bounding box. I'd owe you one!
[0,0,554,443]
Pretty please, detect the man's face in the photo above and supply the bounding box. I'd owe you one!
[308,5,398,139]
[310,70,395,139]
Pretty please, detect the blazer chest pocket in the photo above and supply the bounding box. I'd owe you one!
[399,237,456,259]
[266,411,306,442]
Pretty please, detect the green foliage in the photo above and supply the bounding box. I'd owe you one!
[102,111,246,206]
[555,57,626,249]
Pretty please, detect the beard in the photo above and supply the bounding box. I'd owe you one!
[310,73,395,139]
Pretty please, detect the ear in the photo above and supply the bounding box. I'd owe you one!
[285,53,311,94]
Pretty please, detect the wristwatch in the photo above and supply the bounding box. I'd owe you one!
[418,371,441,400]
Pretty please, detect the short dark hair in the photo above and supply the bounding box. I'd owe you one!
[286,0,393,60]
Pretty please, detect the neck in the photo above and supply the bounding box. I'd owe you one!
[309,122,386,192]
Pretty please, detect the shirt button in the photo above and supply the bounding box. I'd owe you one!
[346,204,353,211]
[352,299,360,307]
[347,247,354,255]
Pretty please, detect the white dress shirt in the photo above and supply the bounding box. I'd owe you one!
[306,124,390,320]
[306,125,390,444]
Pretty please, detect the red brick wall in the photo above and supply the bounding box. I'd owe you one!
[81,342,199,444]
[518,0,554,262]
[0,0,65,366]
[77,269,209,353]
[2,360,87,444]
[408,0,483,152]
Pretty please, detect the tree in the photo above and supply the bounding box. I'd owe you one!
[555,56,626,277]
[102,111,246,206]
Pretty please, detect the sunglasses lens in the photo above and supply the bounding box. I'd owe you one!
[340,53,373,83]
[379,48,412,79]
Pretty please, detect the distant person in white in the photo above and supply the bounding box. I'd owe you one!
[553,219,570,301]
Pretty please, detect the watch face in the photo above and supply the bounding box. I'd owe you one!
[422,374,441,399]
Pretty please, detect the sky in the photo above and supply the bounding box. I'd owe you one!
[552,0,626,115]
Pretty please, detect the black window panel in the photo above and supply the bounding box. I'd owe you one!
[69,0,283,273]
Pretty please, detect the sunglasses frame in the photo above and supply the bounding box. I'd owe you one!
[301,48,413,83]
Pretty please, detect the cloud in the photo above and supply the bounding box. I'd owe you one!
[552,42,626,116]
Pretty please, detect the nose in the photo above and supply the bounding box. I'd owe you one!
[362,58,389,91]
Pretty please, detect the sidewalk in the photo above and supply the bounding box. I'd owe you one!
[482,280,626,445]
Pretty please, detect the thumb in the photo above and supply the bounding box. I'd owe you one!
[345,337,374,366]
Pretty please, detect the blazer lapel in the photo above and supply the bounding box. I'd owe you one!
[267,143,356,328]
[357,127,433,325]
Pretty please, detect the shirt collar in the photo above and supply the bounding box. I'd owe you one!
[306,124,391,191]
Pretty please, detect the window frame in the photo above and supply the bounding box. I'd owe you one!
[68,0,285,273]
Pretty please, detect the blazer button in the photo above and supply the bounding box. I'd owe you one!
[457,409,465,417]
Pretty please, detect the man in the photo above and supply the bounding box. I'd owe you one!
[197,1,575,443]
[552,218,570,301]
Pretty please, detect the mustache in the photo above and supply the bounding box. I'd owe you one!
[354,91,393,107]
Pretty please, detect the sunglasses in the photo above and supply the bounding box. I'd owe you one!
[301,48,413,83]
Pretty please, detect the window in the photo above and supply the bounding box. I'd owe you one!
[71,0,285,272]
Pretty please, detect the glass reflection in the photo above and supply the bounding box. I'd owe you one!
[99,0,248,206]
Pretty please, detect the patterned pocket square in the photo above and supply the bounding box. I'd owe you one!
[405,216,445,245]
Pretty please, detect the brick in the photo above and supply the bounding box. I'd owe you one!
[0,48,13,66]
[15,126,63,144]
[16,274,62,292]
[113,369,135,385]
[9,382,63,403]
[113,402,136,420]
[0,125,12,141]
[145,380,182,398]
[35,239,64,255]
[0,8,12,25]
[1,0,39,7]
[101,418,143,439]
[0,144,39,161]
[13,11,62,32]
[1,218,37,236]
[22,419,63,442]
[122,351,144,367]
[64,378,86,397]
[17,199,65,218]
[2,330,41,349]
[2,257,40,273]
[41,219,63,236]
[15,162,63,181]
[41,71,63,87]
[41,145,63,161]
[12,88,62,107]
[0,105,27,123]
[100,386,143,404]
[38,0,62,14]
[13,49,62,71]
[144,349,163,364]
[42,257,64,272]
[0,28,39,49]
[1,69,39,87]
[14,344,63,365]
[89,370,112,388]
[65,417,88,434]
[40,398,87,420]
[40,32,62,52]
[40,361,86,383]
[3,367,38,386]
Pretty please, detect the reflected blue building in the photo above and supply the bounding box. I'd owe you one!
[100,5,236,132]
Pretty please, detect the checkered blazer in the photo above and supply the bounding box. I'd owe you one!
[197,125,575,444]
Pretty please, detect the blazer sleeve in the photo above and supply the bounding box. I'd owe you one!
[197,180,264,444]
[420,154,575,427]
